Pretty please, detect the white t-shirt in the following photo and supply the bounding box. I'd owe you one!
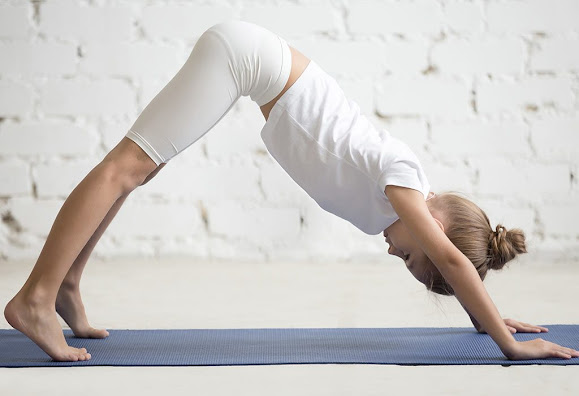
[260,60,431,235]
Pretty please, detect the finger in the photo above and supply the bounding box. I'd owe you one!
[512,325,534,333]
[518,323,540,331]
[520,325,545,333]
[527,326,543,332]
[555,346,579,358]
[519,322,547,332]
[527,324,549,332]
[508,326,517,333]
[555,351,572,359]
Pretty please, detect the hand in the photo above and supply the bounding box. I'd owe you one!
[504,338,579,361]
[503,318,549,334]
[477,318,549,334]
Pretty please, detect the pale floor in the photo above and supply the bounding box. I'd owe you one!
[0,255,577,395]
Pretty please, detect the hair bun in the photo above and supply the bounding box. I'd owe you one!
[488,224,527,270]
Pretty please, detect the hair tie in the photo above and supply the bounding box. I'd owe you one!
[495,225,505,237]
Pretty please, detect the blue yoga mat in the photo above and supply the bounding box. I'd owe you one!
[1,325,578,367]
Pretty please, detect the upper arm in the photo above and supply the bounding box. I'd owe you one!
[384,185,463,269]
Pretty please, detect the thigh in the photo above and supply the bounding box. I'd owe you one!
[260,46,311,121]
[126,28,240,166]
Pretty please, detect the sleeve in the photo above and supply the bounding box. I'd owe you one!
[376,137,431,200]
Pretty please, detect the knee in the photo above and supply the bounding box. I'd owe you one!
[139,163,166,186]
[98,158,152,194]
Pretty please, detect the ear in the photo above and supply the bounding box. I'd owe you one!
[427,206,446,233]
[432,217,445,233]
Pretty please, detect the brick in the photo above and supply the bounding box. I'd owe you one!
[430,121,530,158]
[80,43,180,78]
[204,108,267,160]
[242,2,335,38]
[141,162,262,202]
[100,120,138,152]
[419,158,475,194]
[0,81,34,117]
[378,118,429,153]
[0,4,31,39]
[0,122,98,156]
[541,202,579,236]
[0,162,31,196]
[380,40,430,75]
[92,236,156,259]
[531,38,579,72]
[0,233,45,261]
[260,160,313,205]
[337,78,376,115]
[7,197,64,236]
[529,238,579,262]
[294,39,389,77]
[477,77,574,114]
[297,198,370,260]
[530,117,579,161]
[40,1,132,42]
[39,79,135,116]
[142,5,236,39]
[348,0,443,36]
[476,159,569,196]
[376,76,471,117]
[34,161,95,198]
[0,43,77,76]
[431,37,523,75]
[107,201,204,238]
[444,1,484,34]
[487,0,579,34]
[474,197,536,236]
[207,203,300,240]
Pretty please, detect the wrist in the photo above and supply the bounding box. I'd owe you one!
[500,340,519,359]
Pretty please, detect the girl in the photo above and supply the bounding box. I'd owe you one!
[4,20,578,363]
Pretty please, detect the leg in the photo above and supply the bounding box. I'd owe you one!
[4,137,157,361]
[5,20,299,362]
[55,163,166,339]
[60,162,165,290]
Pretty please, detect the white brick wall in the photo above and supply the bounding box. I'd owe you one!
[0,0,578,263]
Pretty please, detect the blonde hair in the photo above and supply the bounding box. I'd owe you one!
[426,192,527,296]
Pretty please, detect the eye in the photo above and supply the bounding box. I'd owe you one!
[404,253,410,261]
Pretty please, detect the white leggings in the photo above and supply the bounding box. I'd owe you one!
[125,20,292,165]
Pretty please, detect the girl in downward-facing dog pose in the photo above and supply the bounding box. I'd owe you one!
[4,20,579,362]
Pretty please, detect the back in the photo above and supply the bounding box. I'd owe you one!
[260,60,430,235]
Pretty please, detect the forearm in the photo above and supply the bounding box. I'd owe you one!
[438,259,517,356]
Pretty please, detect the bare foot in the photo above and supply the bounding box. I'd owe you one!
[55,286,109,339]
[4,293,92,362]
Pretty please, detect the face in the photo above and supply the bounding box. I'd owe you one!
[384,218,437,287]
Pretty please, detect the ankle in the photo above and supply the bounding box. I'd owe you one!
[58,281,79,293]
[18,285,55,307]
